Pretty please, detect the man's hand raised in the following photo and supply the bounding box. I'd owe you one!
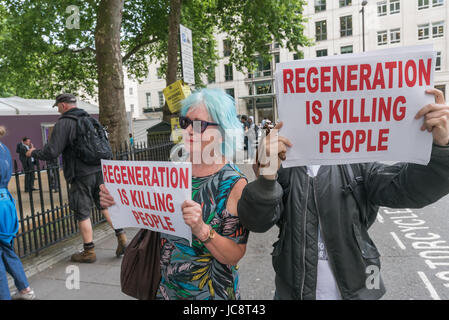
[416,88,449,146]
[25,147,35,158]
[256,121,292,180]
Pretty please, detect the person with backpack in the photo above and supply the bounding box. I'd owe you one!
[25,93,127,263]
[237,88,449,300]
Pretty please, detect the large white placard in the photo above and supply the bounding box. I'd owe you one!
[275,45,436,167]
[102,160,192,244]
[180,24,195,84]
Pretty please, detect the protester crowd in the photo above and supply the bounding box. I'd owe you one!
[1,85,449,300]
[239,114,274,162]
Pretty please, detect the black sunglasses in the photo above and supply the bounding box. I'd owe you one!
[179,116,219,133]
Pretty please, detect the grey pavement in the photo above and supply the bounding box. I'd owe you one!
[23,223,278,300]
[26,227,138,300]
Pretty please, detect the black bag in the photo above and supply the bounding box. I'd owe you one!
[61,114,112,165]
[120,229,161,300]
[340,164,379,229]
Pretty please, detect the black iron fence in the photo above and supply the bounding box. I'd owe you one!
[11,134,174,259]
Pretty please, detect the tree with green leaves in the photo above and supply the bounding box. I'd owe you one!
[0,0,311,148]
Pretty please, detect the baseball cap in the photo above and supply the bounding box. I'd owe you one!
[53,93,77,108]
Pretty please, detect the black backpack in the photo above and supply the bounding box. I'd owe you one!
[340,164,380,229]
[61,114,112,165]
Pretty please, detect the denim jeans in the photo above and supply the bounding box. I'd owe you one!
[0,242,29,300]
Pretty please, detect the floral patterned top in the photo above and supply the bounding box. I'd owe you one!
[156,163,249,300]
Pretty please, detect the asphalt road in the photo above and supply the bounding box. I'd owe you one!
[373,195,449,300]
[237,164,449,300]
[239,225,278,300]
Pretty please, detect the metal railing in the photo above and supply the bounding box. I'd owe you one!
[11,134,174,258]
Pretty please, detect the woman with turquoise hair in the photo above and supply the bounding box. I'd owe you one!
[100,88,249,300]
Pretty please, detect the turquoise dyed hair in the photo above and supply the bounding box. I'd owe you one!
[180,88,243,159]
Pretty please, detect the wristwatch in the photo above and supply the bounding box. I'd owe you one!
[200,225,216,244]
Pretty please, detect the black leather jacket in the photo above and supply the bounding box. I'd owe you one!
[238,145,449,300]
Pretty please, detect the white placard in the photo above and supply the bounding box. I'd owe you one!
[102,160,192,244]
[275,46,436,167]
[180,24,195,84]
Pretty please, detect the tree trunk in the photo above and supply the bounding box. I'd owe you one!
[95,0,128,150]
[162,0,182,123]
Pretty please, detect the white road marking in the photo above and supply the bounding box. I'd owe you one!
[417,271,441,300]
[390,232,406,250]
[377,213,384,223]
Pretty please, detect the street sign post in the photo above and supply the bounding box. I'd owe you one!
[162,79,191,114]
[179,24,195,85]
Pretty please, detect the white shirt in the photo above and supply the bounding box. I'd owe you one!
[306,165,342,300]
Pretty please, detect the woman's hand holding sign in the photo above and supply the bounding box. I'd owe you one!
[416,88,449,146]
[181,200,209,241]
[99,184,115,208]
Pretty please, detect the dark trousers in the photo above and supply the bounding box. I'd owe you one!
[22,162,35,192]
[48,167,59,190]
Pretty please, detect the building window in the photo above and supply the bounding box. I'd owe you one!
[223,39,231,57]
[316,49,328,57]
[315,20,327,41]
[433,0,444,7]
[247,56,271,79]
[225,88,235,99]
[341,45,353,54]
[156,67,162,79]
[158,91,164,107]
[293,52,304,60]
[377,1,387,16]
[274,53,280,64]
[248,83,253,96]
[253,56,272,78]
[377,30,388,45]
[436,52,442,71]
[432,21,444,38]
[129,87,133,95]
[418,23,430,40]
[390,0,400,14]
[225,64,233,81]
[255,81,272,95]
[315,0,326,12]
[146,93,151,109]
[390,28,401,43]
[418,0,430,9]
[339,0,352,7]
[273,42,280,49]
[340,15,353,37]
